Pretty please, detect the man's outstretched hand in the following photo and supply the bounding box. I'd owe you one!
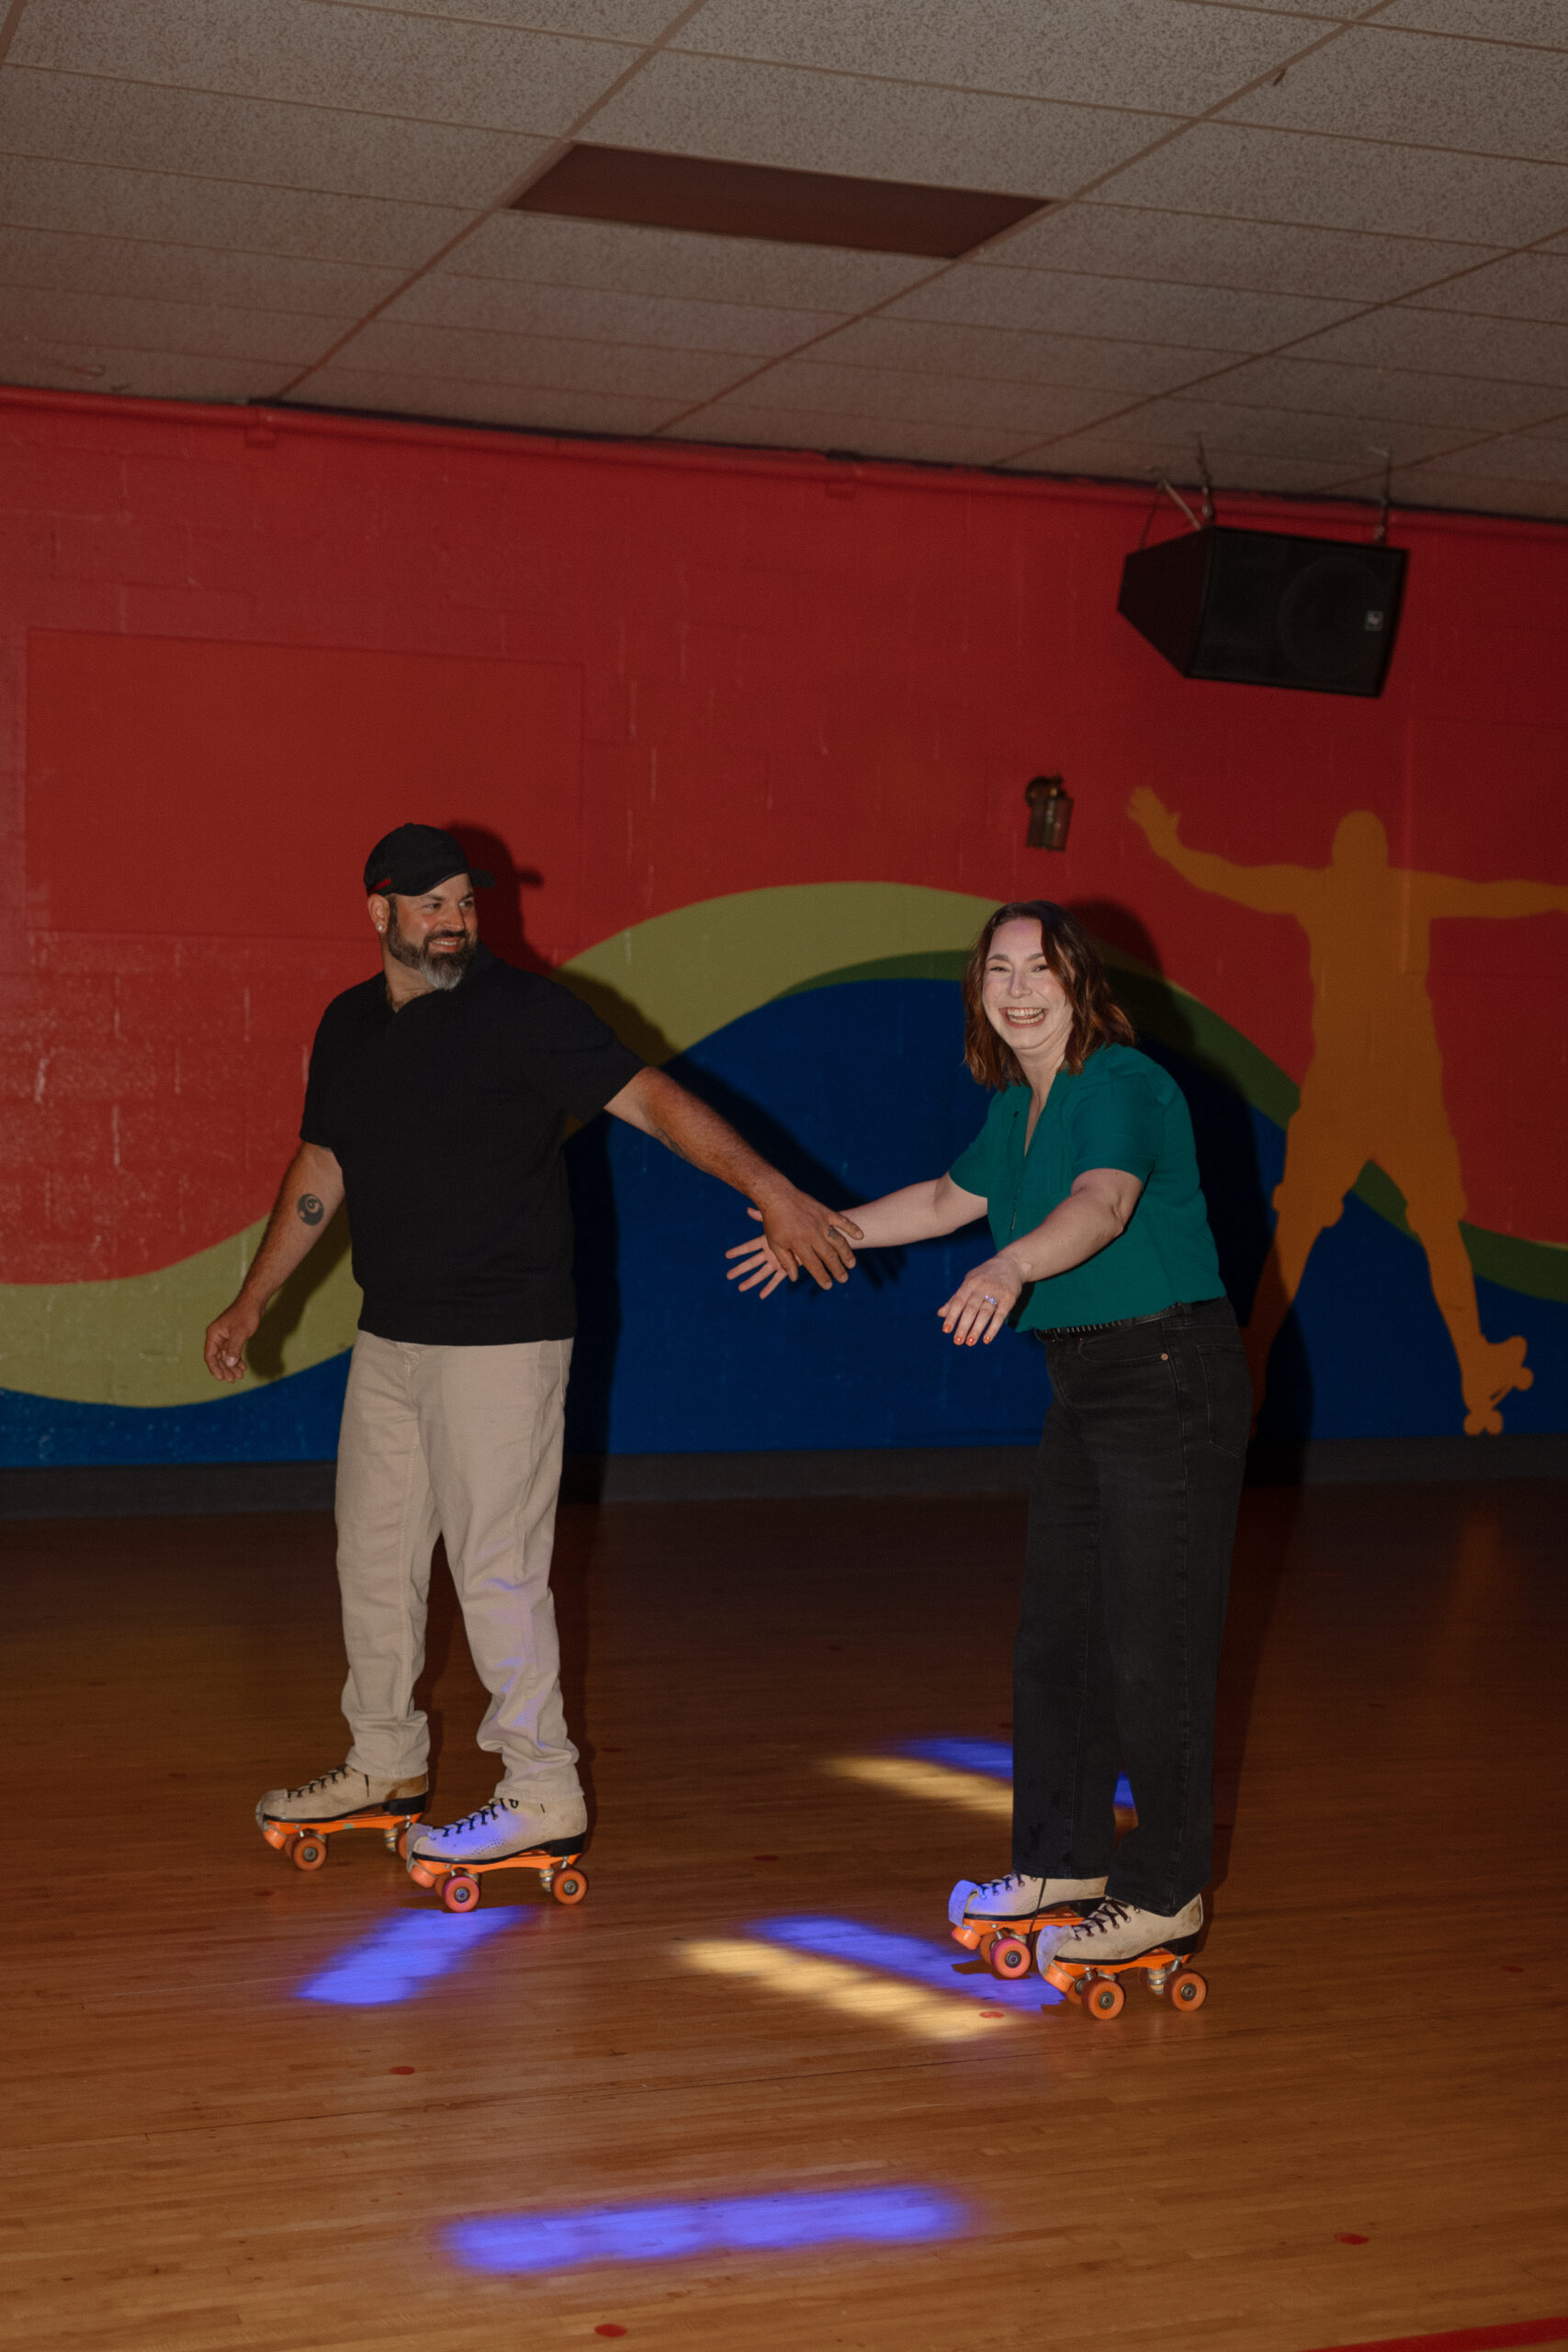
[204,1295,262,1383]
[727,1197,863,1299]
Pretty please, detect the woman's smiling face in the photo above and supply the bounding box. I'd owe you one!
[981,917,1073,1070]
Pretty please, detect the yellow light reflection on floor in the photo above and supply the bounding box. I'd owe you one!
[681,1939,1008,2042]
[827,1757,1011,1817]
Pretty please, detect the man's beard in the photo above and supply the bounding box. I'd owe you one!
[386,906,477,991]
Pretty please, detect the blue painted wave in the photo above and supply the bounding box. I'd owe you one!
[3,978,1560,1464]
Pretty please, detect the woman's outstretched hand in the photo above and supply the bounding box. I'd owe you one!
[939,1253,1023,1346]
[726,1204,863,1300]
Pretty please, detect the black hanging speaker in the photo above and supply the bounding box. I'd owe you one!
[1117,526,1407,696]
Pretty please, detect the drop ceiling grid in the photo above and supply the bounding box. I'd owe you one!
[0,0,1562,519]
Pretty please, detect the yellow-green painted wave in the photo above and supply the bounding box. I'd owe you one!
[3,882,1562,1410]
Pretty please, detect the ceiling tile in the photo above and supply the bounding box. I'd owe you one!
[1007,435,1366,494]
[288,366,686,435]
[1176,351,1568,430]
[1404,253,1568,326]
[1364,464,1568,520]
[9,0,634,135]
[1223,24,1568,163]
[1385,432,1568,484]
[1093,390,1473,465]
[452,210,936,309]
[0,335,291,400]
[674,0,1322,118]
[807,313,1232,397]
[1,284,348,366]
[387,268,840,357]
[667,400,1039,468]
[1373,3,1568,44]
[0,67,550,208]
[585,51,1180,196]
[886,257,1357,349]
[987,200,1498,300]
[0,154,470,267]
[0,228,401,315]
[342,0,682,37]
[1290,306,1568,385]
[708,355,1129,435]
[319,317,749,401]
[1093,121,1568,245]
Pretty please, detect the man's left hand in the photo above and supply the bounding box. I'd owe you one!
[939,1254,1023,1346]
[757,1186,862,1292]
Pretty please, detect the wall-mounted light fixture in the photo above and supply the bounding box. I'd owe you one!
[1025,775,1073,851]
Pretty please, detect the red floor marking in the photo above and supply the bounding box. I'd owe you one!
[1298,2320,1568,2352]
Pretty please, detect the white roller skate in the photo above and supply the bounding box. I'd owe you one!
[1041,1894,1208,2018]
[947,1870,1109,1980]
[405,1794,590,1915]
[256,1764,429,1872]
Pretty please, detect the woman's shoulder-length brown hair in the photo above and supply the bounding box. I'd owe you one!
[962,900,1135,1091]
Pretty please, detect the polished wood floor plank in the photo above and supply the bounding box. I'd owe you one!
[5,1484,1565,2351]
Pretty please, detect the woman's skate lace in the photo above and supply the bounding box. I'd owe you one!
[974,1871,1032,1902]
[1064,1897,1134,1942]
[287,1768,353,1798]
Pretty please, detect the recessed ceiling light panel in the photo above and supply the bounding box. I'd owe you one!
[513,144,1047,258]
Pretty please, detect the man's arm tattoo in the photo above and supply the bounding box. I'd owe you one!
[297,1193,324,1227]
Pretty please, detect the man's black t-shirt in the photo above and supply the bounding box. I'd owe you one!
[300,944,643,1345]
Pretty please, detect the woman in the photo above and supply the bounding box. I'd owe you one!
[728,900,1250,1973]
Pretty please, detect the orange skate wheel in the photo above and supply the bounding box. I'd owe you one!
[1083,1974,1125,2019]
[290,1834,327,1872]
[442,1871,480,1913]
[989,1935,1032,1979]
[408,1860,436,1888]
[262,1823,288,1850]
[552,1867,588,1905]
[1168,1969,1207,2012]
[395,1828,412,1862]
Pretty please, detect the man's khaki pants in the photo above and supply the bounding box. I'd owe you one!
[335,1330,581,1817]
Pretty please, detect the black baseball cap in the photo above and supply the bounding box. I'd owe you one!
[363,824,493,898]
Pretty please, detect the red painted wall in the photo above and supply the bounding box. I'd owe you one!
[3,385,1566,1287]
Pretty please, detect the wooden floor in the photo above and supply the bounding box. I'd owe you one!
[6,1480,1566,2352]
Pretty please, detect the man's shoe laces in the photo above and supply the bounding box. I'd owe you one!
[285,1768,356,1799]
[429,1799,522,1840]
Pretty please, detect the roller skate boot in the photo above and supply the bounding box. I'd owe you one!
[256,1764,428,1872]
[1041,1893,1208,2018]
[406,1793,589,1915]
[947,1870,1108,1980]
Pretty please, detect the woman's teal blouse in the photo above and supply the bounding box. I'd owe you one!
[949,1044,1225,1331]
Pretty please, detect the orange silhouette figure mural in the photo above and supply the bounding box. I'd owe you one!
[1130,788,1568,1434]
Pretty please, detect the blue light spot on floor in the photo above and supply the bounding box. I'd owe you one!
[902,1736,1012,1777]
[299,1908,519,2005]
[445,2187,966,2274]
[900,1738,1134,1809]
[750,1915,1063,2007]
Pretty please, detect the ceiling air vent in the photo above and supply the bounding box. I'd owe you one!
[513,144,1046,258]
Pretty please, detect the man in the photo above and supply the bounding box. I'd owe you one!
[205,824,858,1876]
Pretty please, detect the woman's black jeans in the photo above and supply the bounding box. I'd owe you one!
[1012,1296,1250,1915]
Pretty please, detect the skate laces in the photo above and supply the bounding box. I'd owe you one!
[287,1768,354,1799]
[1069,1897,1134,1941]
[436,1800,511,1838]
[975,1871,1032,1902]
